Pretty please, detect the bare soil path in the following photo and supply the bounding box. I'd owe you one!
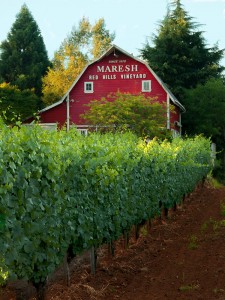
[2,182,225,300]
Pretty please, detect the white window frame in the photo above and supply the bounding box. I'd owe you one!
[142,80,151,92]
[77,129,88,136]
[171,129,181,138]
[84,82,94,93]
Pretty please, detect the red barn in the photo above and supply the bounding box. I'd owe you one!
[34,45,185,135]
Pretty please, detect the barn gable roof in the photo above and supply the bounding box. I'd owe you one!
[40,44,185,113]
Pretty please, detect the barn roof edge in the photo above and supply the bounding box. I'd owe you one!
[39,44,185,114]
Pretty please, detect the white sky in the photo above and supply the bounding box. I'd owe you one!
[0,0,225,63]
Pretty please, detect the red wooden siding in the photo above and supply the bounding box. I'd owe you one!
[69,52,168,125]
[40,102,67,128]
[37,45,185,134]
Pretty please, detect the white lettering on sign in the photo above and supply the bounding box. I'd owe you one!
[89,75,98,80]
[97,64,139,73]
[87,73,147,80]
[111,65,118,72]
[109,60,127,63]
[97,66,104,72]
[103,74,116,79]
[121,74,147,79]
[131,65,138,72]
[90,63,146,80]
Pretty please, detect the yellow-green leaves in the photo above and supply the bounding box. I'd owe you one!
[0,126,211,285]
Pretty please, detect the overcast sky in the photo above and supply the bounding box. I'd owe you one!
[0,0,224,62]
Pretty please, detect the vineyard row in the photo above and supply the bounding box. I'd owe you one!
[0,125,211,293]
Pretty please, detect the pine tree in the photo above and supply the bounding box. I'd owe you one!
[0,4,50,98]
[140,0,224,99]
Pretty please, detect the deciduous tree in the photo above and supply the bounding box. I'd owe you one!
[42,45,87,106]
[42,17,115,106]
[81,92,172,139]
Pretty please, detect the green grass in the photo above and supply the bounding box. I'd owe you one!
[207,174,224,189]
[188,235,198,250]
[0,260,8,286]
[0,268,8,286]
[213,288,224,295]
[140,225,148,237]
[179,283,199,292]
[211,178,223,189]
[200,221,209,233]
[220,201,225,217]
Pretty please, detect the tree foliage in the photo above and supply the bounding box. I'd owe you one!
[182,78,225,140]
[182,78,225,179]
[0,4,50,98]
[91,18,115,59]
[0,125,211,291]
[81,92,172,139]
[42,45,87,106]
[42,17,115,106]
[140,0,224,99]
[0,83,39,123]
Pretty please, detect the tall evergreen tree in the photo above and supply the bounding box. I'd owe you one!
[0,4,50,98]
[140,0,224,99]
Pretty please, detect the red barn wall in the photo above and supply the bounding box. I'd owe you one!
[69,51,170,125]
[40,102,67,128]
[38,49,181,130]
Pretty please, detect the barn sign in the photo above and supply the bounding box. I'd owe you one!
[31,45,185,135]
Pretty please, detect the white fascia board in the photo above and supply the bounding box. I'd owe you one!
[38,47,115,114]
[39,98,65,113]
[110,45,186,112]
[139,60,186,112]
[106,45,186,112]
[39,44,185,114]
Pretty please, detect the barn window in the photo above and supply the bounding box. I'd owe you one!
[142,80,151,92]
[84,82,94,93]
[77,129,88,136]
